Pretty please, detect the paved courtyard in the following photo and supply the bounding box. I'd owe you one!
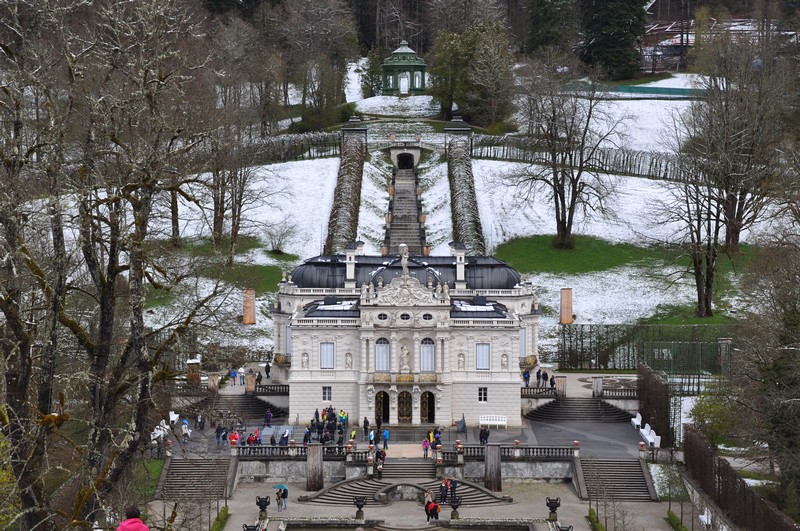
[211,370,677,530]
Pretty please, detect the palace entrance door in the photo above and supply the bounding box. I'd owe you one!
[375,391,389,424]
[421,391,435,423]
[398,391,412,423]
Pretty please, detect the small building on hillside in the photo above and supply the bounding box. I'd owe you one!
[382,41,427,96]
[270,242,540,429]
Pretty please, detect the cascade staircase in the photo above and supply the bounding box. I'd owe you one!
[181,395,286,424]
[387,169,424,255]
[580,458,657,502]
[159,458,229,500]
[301,459,508,507]
[525,397,632,422]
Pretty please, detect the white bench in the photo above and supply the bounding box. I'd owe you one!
[639,423,656,445]
[630,412,642,430]
[479,415,508,429]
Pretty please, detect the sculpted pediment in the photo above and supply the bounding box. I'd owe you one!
[376,275,434,306]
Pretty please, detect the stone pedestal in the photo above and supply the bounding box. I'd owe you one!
[207,373,219,393]
[245,372,256,394]
[186,361,200,385]
[484,443,502,492]
[306,443,324,491]
[243,288,256,325]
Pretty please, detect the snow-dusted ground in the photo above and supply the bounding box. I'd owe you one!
[155,69,753,351]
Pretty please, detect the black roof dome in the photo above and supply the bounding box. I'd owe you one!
[287,254,521,290]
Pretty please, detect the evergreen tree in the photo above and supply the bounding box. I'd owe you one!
[360,47,384,98]
[429,21,514,125]
[526,0,577,52]
[580,0,645,80]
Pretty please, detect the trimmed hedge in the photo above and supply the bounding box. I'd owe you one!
[210,506,230,531]
[587,507,605,531]
[666,510,689,531]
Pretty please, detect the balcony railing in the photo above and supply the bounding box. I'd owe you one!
[439,444,576,463]
[600,388,637,399]
[520,387,557,398]
[253,384,289,396]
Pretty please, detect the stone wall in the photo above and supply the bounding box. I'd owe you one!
[451,382,523,428]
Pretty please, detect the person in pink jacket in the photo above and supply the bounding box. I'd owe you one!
[117,505,149,531]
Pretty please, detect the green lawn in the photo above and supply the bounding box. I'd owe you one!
[133,458,164,499]
[265,250,300,262]
[202,263,284,295]
[186,235,262,257]
[495,235,673,274]
[144,285,178,309]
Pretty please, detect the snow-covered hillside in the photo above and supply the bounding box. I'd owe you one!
[156,72,755,353]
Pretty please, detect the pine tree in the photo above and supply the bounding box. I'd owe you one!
[580,0,645,80]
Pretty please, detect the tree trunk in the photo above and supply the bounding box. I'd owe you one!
[170,189,180,247]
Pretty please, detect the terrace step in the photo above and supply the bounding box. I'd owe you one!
[525,397,632,422]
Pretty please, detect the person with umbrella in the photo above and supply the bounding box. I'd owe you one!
[273,484,288,511]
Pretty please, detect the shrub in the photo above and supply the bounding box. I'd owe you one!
[666,510,689,531]
[210,506,229,531]
[586,507,605,531]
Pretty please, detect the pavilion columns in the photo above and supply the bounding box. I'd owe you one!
[361,337,369,373]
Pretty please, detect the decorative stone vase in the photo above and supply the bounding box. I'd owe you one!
[436,455,443,464]
[346,443,353,453]
[290,439,296,446]
[514,440,521,447]
[456,444,464,454]
[369,444,375,452]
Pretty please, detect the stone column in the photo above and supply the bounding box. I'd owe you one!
[390,335,397,374]
[413,333,420,373]
[484,443,502,492]
[306,443,324,491]
[361,337,368,373]
[443,338,450,373]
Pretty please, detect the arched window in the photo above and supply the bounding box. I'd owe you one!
[376,338,390,372]
[421,338,435,372]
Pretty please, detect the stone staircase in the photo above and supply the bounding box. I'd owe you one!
[301,459,509,507]
[159,458,229,500]
[525,397,632,422]
[580,458,657,502]
[180,395,286,424]
[387,168,424,255]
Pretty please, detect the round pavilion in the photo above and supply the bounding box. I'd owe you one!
[382,40,427,96]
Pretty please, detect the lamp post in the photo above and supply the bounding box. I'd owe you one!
[256,495,270,521]
[449,496,462,520]
[546,496,561,522]
[353,496,366,520]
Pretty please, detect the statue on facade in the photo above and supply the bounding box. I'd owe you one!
[400,243,409,277]
[501,353,508,370]
[457,353,465,370]
[400,345,410,373]
[345,352,353,369]
[301,352,309,369]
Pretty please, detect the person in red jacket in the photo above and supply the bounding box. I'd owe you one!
[117,505,149,531]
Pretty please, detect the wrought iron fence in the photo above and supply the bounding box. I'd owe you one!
[684,424,799,531]
[558,324,736,375]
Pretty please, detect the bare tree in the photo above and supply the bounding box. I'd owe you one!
[0,1,227,528]
[426,0,506,37]
[687,26,791,253]
[509,50,624,248]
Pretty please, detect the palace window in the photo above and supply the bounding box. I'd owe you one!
[322,386,332,401]
[421,338,435,372]
[422,313,433,321]
[320,342,334,369]
[478,387,488,402]
[400,313,411,321]
[377,313,388,321]
[376,338,390,371]
[476,343,490,370]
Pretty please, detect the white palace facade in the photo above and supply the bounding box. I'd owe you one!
[270,242,540,428]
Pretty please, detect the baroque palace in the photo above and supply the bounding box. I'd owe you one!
[270,241,540,428]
